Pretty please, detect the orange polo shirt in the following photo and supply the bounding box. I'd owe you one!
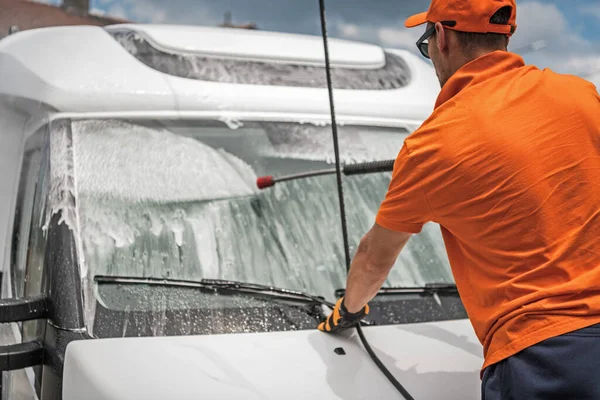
[376,50,600,372]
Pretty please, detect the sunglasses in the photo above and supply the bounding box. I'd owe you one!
[415,21,457,59]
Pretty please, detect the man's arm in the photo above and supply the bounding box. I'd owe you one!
[342,223,412,313]
[318,142,431,332]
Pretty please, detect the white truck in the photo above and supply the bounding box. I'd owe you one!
[0,23,483,399]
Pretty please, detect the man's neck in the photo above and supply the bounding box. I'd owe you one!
[449,48,505,79]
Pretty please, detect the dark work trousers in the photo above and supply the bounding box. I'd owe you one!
[481,323,600,400]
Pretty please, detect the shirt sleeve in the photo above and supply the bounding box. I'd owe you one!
[375,143,434,234]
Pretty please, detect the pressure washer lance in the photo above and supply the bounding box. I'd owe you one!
[256,159,395,189]
[256,157,416,400]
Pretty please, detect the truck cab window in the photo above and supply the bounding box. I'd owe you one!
[10,147,42,300]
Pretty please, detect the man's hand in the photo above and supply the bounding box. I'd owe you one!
[316,222,411,335]
[317,297,370,333]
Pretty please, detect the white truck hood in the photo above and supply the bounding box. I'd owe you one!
[63,318,483,400]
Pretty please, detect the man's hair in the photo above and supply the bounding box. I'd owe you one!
[454,6,512,52]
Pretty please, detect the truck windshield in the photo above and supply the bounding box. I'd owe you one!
[64,118,456,337]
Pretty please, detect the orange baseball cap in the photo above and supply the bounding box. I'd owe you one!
[405,0,517,36]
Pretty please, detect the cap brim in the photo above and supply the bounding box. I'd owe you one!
[404,12,428,28]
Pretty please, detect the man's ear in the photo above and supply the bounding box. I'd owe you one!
[434,22,448,55]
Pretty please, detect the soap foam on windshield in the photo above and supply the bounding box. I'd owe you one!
[72,119,258,204]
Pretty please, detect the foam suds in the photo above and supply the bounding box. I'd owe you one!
[48,120,79,231]
[71,120,258,203]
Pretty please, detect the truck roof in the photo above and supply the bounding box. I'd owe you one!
[0,24,440,125]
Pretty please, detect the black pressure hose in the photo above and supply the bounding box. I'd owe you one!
[317,1,416,399]
[355,324,415,399]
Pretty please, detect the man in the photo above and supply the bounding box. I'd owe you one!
[318,0,600,398]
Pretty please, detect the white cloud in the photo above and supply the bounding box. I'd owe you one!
[332,18,423,54]
[338,22,360,38]
[558,55,600,89]
[28,0,60,4]
[377,26,421,48]
[130,3,167,23]
[561,55,600,76]
[90,0,114,7]
[90,7,107,16]
[509,1,588,51]
[580,5,600,22]
[107,3,128,20]
[102,0,168,23]
[503,1,600,81]
[108,0,217,25]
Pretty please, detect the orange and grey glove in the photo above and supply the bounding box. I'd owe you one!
[318,297,370,333]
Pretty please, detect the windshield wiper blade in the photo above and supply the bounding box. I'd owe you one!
[95,275,336,308]
[377,283,458,295]
[335,283,458,298]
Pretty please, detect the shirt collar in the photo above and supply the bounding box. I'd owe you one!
[434,51,526,109]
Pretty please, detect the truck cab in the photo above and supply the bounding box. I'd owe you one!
[0,23,483,399]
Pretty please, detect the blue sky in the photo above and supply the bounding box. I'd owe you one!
[35,0,600,84]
